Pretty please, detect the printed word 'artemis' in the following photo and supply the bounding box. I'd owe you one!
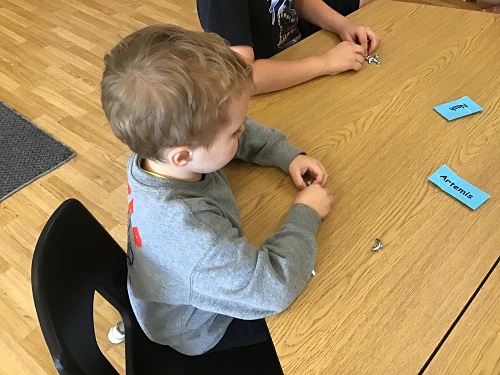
[440,175,473,199]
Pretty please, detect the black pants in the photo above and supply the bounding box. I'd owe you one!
[206,318,269,353]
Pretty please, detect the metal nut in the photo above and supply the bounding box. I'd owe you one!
[372,238,383,251]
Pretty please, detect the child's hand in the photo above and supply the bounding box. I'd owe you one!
[288,155,328,189]
[294,184,333,219]
[321,41,365,75]
[337,19,380,56]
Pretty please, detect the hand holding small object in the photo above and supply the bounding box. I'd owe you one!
[288,155,328,189]
[293,184,333,219]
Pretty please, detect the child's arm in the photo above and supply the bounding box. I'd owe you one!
[189,202,323,319]
[234,117,303,172]
[294,0,380,56]
[235,118,328,187]
[233,44,365,95]
[198,0,380,94]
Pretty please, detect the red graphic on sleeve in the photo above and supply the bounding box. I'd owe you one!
[132,226,142,247]
[128,199,134,215]
[127,184,142,266]
[128,184,142,255]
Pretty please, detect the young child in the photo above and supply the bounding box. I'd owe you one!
[101,24,333,356]
[197,0,381,94]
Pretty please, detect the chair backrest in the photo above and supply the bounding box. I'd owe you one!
[32,199,126,375]
[32,199,284,375]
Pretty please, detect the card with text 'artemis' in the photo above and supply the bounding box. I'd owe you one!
[429,164,490,210]
[434,96,483,121]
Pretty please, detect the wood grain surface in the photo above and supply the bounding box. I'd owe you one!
[227,2,500,374]
[0,0,495,374]
[424,264,500,375]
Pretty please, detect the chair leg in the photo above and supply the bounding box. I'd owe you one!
[108,321,125,344]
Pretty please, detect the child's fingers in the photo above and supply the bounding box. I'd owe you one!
[300,170,314,188]
[306,163,328,186]
[318,171,328,186]
[355,29,369,56]
[292,169,308,189]
[366,28,380,54]
[291,157,329,188]
[314,170,328,187]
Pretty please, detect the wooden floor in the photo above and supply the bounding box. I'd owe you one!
[0,0,485,374]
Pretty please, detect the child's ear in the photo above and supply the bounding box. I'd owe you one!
[167,146,193,167]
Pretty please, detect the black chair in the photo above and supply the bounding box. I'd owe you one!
[31,199,284,375]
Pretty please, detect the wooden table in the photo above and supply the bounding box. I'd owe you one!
[224,1,500,374]
[424,265,500,374]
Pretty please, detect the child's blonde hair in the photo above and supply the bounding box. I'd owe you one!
[101,24,253,160]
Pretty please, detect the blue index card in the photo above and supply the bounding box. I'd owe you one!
[434,96,483,121]
[429,164,490,210]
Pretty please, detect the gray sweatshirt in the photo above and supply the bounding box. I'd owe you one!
[127,117,322,355]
